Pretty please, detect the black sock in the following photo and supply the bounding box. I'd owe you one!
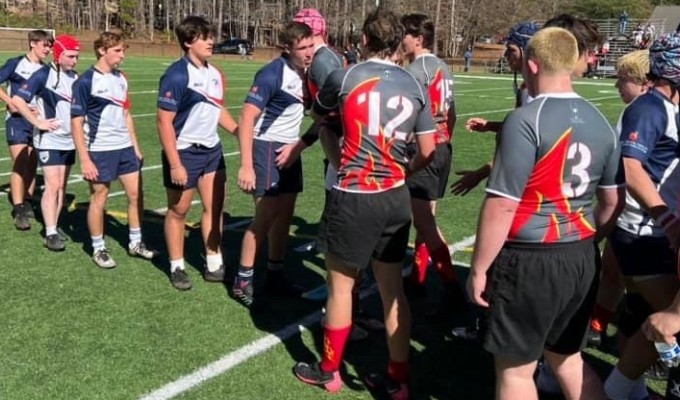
[236,265,254,283]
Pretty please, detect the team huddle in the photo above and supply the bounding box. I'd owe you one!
[4,6,680,400]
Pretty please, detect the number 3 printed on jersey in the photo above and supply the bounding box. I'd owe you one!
[356,91,415,140]
[562,142,592,198]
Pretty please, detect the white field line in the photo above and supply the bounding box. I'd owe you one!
[458,74,617,87]
[138,234,475,400]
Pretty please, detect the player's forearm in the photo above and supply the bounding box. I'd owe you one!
[157,119,181,167]
[300,121,321,148]
[624,158,668,218]
[470,195,518,276]
[486,121,503,133]
[446,106,456,139]
[319,126,340,169]
[0,87,16,112]
[219,108,238,135]
[125,112,142,153]
[408,133,435,173]
[11,95,41,127]
[594,186,626,242]
[71,118,90,162]
[237,110,259,167]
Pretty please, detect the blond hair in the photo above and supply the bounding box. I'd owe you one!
[525,27,578,74]
[616,50,650,85]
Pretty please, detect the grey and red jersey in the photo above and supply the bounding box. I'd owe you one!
[487,93,624,244]
[315,58,436,193]
[406,53,455,143]
[308,44,343,100]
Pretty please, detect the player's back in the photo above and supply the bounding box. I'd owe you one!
[490,93,621,243]
[335,60,432,193]
[406,53,454,124]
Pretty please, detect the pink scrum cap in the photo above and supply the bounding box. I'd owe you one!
[293,8,327,36]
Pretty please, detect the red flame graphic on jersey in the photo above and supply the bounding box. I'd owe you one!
[338,78,405,191]
[509,128,595,242]
[428,68,450,143]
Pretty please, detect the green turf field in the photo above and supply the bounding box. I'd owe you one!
[0,53,656,399]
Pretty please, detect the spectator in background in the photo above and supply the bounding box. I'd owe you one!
[464,46,472,72]
[619,10,629,36]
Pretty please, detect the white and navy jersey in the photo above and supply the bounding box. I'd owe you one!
[406,53,455,142]
[488,93,624,244]
[616,88,680,237]
[0,55,44,130]
[244,55,306,144]
[157,57,225,150]
[71,67,132,152]
[15,63,77,150]
[315,59,436,193]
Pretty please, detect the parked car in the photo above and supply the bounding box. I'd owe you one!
[213,38,254,55]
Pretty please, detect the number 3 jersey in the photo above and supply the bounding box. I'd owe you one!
[487,93,624,244]
[315,59,436,193]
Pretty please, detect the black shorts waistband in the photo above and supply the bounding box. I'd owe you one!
[503,238,594,252]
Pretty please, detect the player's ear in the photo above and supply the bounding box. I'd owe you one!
[526,58,539,75]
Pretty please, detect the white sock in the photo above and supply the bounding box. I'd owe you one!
[92,235,105,252]
[604,367,639,400]
[129,227,142,248]
[628,376,649,400]
[206,253,222,272]
[46,226,58,236]
[170,258,185,273]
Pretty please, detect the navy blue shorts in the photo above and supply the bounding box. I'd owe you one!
[36,148,76,167]
[253,140,303,197]
[609,227,676,277]
[162,143,225,190]
[6,116,34,146]
[88,146,140,183]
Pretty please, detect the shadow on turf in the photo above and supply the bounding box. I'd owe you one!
[265,263,499,399]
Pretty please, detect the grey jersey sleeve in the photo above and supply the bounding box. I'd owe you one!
[599,141,625,188]
[309,49,342,87]
[486,108,539,201]
[313,68,345,116]
[415,94,436,135]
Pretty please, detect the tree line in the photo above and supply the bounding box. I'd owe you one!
[0,0,678,57]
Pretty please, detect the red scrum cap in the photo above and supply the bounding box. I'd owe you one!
[53,34,80,63]
[293,8,327,36]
